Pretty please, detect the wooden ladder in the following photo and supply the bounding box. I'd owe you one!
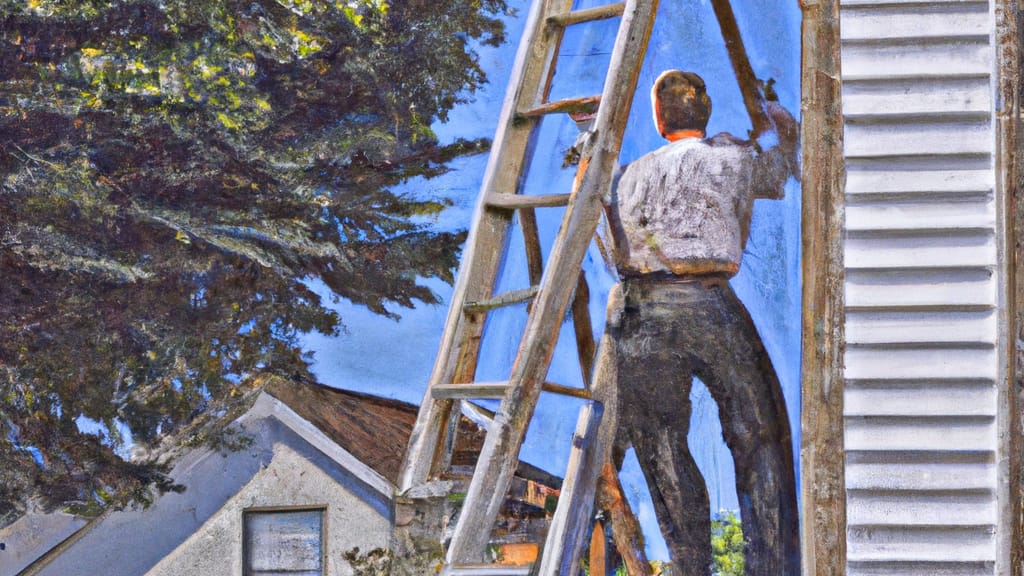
[398,0,659,573]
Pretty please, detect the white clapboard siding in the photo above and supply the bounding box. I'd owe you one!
[847,526,996,563]
[841,5,989,42]
[845,416,997,452]
[847,491,997,526]
[842,0,985,4]
[848,560,995,576]
[845,168,993,201]
[843,78,991,118]
[842,40,992,80]
[845,268,996,310]
[846,459,998,492]
[845,309,996,345]
[845,233,997,270]
[844,120,992,158]
[845,200,995,233]
[845,385,998,417]
[845,347,997,384]
[840,0,1003,573]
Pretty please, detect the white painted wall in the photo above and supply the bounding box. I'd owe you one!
[839,0,1008,573]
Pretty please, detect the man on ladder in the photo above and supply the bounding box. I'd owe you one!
[594,69,800,575]
[397,0,804,571]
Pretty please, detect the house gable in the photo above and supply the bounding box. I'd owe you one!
[145,437,390,576]
[20,391,395,576]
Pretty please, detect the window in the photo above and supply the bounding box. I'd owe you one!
[243,508,324,576]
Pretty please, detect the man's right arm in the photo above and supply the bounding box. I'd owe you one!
[752,101,800,199]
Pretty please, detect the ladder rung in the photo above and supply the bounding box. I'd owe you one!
[460,400,496,427]
[518,95,601,118]
[464,286,539,313]
[445,565,532,576]
[400,479,454,499]
[486,193,572,210]
[547,2,625,27]
[540,381,592,400]
[433,381,591,400]
[434,382,508,399]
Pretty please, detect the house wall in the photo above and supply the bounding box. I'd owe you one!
[147,442,390,576]
[24,395,394,576]
[0,513,87,576]
[838,0,1011,573]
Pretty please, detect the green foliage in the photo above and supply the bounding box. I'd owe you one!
[344,546,443,576]
[711,511,745,576]
[0,0,507,523]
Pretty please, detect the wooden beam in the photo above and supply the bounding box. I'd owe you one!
[547,3,626,28]
[799,0,847,574]
[996,0,1021,573]
[432,381,591,401]
[519,208,545,287]
[432,382,509,399]
[536,402,603,576]
[486,193,572,209]
[597,463,651,576]
[709,0,771,136]
[519,95,602,118]
[571,273,596,390]
[445,565,532,576]
[588,520,607,576]
[539,381,592,400]
[464,286,539,313]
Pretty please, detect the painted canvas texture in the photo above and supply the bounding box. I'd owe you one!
[0,0,803,569]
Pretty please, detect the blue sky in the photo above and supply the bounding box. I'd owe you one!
[303,0,802,561]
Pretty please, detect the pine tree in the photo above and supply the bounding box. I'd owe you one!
[0,0,507,524]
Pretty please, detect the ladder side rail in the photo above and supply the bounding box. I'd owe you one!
[536,402,604,576]
[448,99,551,381]
[398,0,571,492]
[597,463,652,575]
[519,207,545,286]
[445,0,660,563]
[570,272,596,389]
[588,519,608,576]
[708,0,770,136]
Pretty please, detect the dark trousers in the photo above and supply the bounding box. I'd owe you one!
[593,278,799,575]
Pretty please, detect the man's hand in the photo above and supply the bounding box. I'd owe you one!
[766,101,799,151]
[765,101,800,181]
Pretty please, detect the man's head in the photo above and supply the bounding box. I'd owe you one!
[651,70,711,140]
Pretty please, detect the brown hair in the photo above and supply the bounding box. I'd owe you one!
[651,70,711,135]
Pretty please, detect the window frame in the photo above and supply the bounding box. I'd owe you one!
[241,505,328,576]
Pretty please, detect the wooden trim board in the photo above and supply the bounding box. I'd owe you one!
[799,0,847,574]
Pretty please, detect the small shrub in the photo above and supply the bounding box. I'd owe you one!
[344,546,444,576]
[711,511,745,576]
